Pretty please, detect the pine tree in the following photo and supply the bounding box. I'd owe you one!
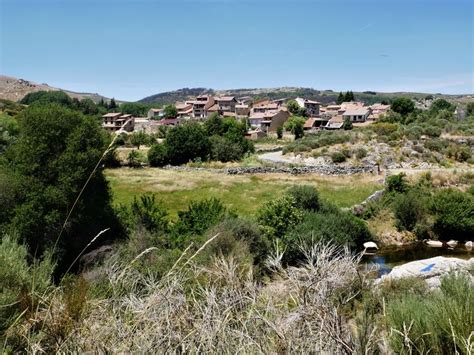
[336,92,344,105]
[109,98,117,110]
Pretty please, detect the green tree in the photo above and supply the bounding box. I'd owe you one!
[257,195,303,239]
[336,92,344,105]
[130,131,148,149]
[342,117,353,130]
[284,116,305,139]
[204,113,224,136]
[466,102,474,116]
[391,97,415,116]
[286,100,300,115]
[162,104,178,119]
[108,98,117,110]
[127,149,140,167]
[148,143,169,167]
[3,104,120,267]
[120,102,149,116]
[430,99,455,114]
[210,136,244,162]
[430,189,474,241]
[165,123,211,165]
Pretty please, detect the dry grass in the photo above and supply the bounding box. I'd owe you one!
[9,243,376,353]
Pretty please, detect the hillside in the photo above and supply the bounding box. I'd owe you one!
[139,86,473,106]
[0,75,112,103]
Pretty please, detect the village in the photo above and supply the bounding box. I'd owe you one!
[101,94,391,138]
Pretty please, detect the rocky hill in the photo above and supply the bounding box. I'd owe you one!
[139,86,473,106]
[0,75,111,103]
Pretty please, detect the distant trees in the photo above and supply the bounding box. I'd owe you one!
[466,102,474,116]
[391,97,415,116]
[284,116,305,139]
[336,91,355,104]
[120,102,150,116]
[1,104,120,268]
[130,131,148,149]
[148,116,253,166]
[108,98,117,110]
[429,99,455,114]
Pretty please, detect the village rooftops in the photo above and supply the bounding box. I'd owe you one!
[215,96,236,102]
[102,112,123,118]
[342,107,370,116]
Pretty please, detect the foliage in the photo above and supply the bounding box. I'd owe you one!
[127,150,140,168]
[162,104,178,119]
[0,113,19,153]
[393,190,427,232]
[2,104,120,268]
[287,185,321,212]
[284,116,305,139]
[355,147,367,159]
[286,99,300,115]
[148,143,169,167]
[331,151,346,163]
[0,235,54,339]
[276,126,283,139]
[342,117,353,130]
[257,195,303,239]
[391,97,415,116]
[386,173,408,193]
[430,189,474,241]
[165,122,211,165]
[429,98,455,114]
[467,102,474,116]
[210,135,244,162]
[117,194,169,234]
[130,131,148,149]
[120,102,150,116]
[386,273,473,355]
[171,198,227,247]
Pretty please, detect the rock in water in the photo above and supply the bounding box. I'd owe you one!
[425,240,443,248]
[363,241,378,249]
[381,256,474,288]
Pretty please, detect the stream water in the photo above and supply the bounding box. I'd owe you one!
[361,242,473,276]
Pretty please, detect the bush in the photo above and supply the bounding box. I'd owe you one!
[372,122,399,136]
[210,135,244,162]
[171,198,227,247]
[386,173,408,193]
[117,194,169,234]
[430,189,474,241]
[148,143,169,167]
[284,116,305,139]
[286,185,321,211]
[355,148,367,159]
[283,209,371,263]
[257,195,303,239]
[393,191,426,232]
[391,97,415,116]
[331,151,346,163]
[446,144,471,162]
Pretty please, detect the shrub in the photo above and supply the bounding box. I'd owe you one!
[393,191,426,232]
[284,116,306,139]
[117,194,169,234]
[430,189,474,241]
[210,136,244,162]
[355,148,367,159]
[276,126,283,139]
[171,198,227,247]
[148,143,169,167]
[283,209,371,263]
[391,97,415,116]
[257,195,303,239]
[372,122,399,136]
[386,173,408,193]
[446,144,471,162]
[342,118,353,130]
[331,151,346,163]
[286,185,321,211]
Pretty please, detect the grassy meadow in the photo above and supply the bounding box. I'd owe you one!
[105,168,383,218]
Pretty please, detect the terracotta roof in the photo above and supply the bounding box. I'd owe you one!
[304,118,317,128]
[207,104,219,112]
[215,96,235,102]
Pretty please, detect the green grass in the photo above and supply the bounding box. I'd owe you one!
[106,168,382,218]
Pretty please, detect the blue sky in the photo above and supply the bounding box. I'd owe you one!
[1,0,473,101]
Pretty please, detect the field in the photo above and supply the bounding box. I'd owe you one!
[105,168,383,218]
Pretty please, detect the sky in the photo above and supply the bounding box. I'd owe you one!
[1,0,473,101]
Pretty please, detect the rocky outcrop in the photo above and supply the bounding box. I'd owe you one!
[381,256,474,288]
[352,189,385,216]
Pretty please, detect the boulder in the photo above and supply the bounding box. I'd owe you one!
[381,256,474,288]
[425,240,443,248]
[363,241,378,250]
[446,240,458,248]
[466,241,473,250]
